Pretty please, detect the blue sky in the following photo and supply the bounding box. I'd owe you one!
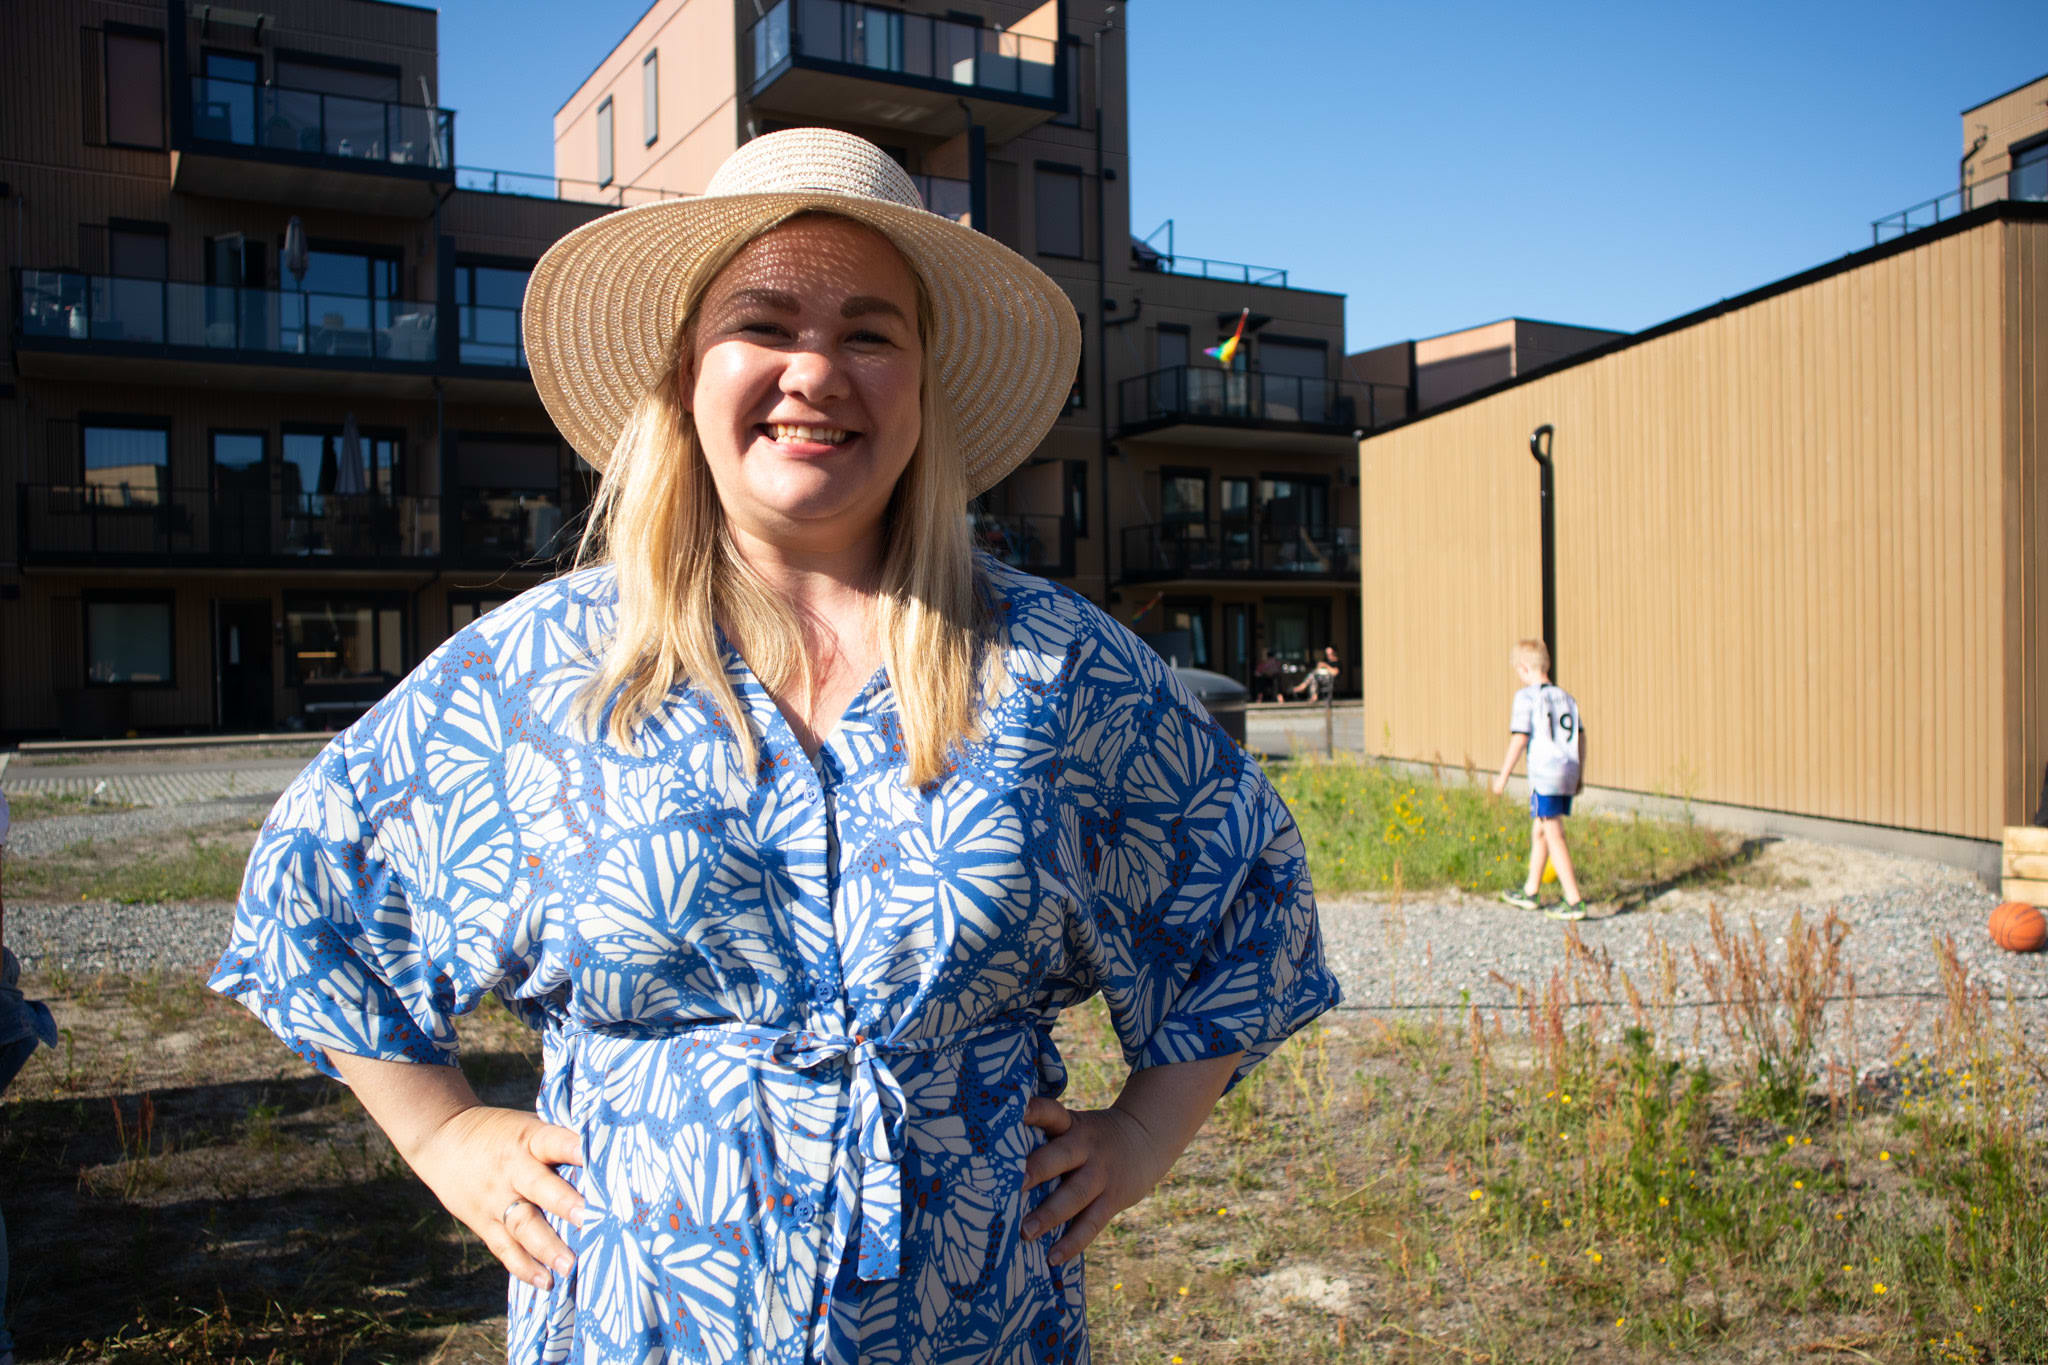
[438,0,2048,348]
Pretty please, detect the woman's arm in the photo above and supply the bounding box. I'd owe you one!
[328,1050,585,1291]
[1019,1050,1242,1266]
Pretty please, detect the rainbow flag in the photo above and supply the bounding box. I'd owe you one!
[1204,308,1249,368]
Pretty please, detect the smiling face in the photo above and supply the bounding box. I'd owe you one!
[683,215,926,559]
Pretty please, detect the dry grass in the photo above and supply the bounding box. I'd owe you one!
[4,912,2043,1363]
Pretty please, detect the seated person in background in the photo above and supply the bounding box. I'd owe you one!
[1289,645,1340,702]
[1252,649,1284,702]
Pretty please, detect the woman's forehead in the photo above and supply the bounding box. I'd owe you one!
[704,216,920,311]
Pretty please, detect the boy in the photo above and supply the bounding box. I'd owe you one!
[1488,639,1588,919]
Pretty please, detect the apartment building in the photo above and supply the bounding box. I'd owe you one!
[554,0,1403,696]
[0,0,617,739]
[1348,317,1626,418]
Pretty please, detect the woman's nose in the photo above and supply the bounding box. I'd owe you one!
[779,344,849,402]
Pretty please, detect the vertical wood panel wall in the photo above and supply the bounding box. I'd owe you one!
[1358,219,2036,842]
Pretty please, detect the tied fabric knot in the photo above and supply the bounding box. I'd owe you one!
[757,1029,909,1281]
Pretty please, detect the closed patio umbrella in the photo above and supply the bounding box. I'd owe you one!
[283,217,308,287]
[336,413,367,495]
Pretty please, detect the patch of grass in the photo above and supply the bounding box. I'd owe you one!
[1,790,141,821]
[4,822,257,903]
[1267,754,1736,899]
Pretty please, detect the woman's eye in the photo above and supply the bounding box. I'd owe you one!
[848,329,894,346]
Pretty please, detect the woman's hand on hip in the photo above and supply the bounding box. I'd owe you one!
[325,1051,584,1293]
[1017,1052,1242,1266]
[1018,1098,1169,1266]
[408,1105,587,1292]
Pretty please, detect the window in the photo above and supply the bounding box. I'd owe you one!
[211,430,268,554]
[86,593,174,685]
[643,51,659,146]
[274,56,399,100]
[285,595,405,683]
[1162,469,1207,524]
[273,55,400,161]
[289,244,404,355]
[1258,336,1330,423]
[195,50,259,144]
[597,97,615,187]
[450,597,513,633]
[455,260,532,366]
[280,426,401,505]
[83,422,169,506]
[2014,136,2048,203]
[105,29,165,148]
[456,435,566,562]
[1164,600,1211,668]
[1034,165,1084,258]
[103,221,169,342]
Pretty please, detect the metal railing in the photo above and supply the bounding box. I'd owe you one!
[1121,519,1358,583]
[969,510,1070,576]
[16,269,439,364]
[455,164,691,207]
[458,492,578,565]
[1118,365,1408,435]
[17,483,441,564]
[1132,249,1288,287]
[747,0,1058,100]
[187,74,452,170]
[1871,164,2048,243]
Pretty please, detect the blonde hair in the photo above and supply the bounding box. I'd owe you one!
[1512,638,1551,676]
[573,214,995,786]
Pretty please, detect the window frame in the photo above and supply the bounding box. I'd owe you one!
[1160,465,1209,526]
[103,23,167,151]
[82,589,177,689]
[597,96,615,188]
[79,415,172,499]
[642,50,659,146]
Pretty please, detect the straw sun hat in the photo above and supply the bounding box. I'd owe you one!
[522,128,1083,498]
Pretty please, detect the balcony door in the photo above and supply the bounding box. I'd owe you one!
[1260,475,1330,574]
[205,232,269,350]
[196,51,260,145]
[1258,337,1329,423]
[281,425,402,556]
[454,260,531,366]
[456,435,566,564]
[215,598,274,731]
[290,244,401,357]
[211,430,269,555]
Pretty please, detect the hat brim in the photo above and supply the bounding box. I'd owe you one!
[522,192,1082,499]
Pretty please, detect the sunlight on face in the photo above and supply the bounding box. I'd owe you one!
[686,215,924,555]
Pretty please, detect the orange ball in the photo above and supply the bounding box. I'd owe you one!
[1989,901,2048,954]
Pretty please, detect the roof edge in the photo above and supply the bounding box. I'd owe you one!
[1360,198,2048,439]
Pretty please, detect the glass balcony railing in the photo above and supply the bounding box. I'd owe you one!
[458,490,575,564]
[1121,520,1358,584]
[1871,164,2048,243]
[747,0,1057,101]
[911,174,972,224]
[187,74,452,171]
[455,164,689,207]
[456,302,524,368]
[1118,365,1409,436]
[968,510,1070,576]
[16,483,441,564]
[16,270,438,364]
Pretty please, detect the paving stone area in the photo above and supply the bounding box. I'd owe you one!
[1,757,314,808]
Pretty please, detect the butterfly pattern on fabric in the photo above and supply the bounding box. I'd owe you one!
[211,557,1341,1364]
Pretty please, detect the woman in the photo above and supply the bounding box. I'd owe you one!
[212,129,1339,1363]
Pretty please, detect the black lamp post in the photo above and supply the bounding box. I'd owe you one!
[1528,423,1557,681]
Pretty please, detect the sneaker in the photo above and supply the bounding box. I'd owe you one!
[1500,889,1540,911]
[1544,900,1589,921]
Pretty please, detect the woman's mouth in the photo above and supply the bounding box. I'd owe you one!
[761,422,853,448]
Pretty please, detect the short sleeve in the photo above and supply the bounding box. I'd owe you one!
[209,735,462,1080]
[1510,687,1533,735]
[1058,635,1340,1090]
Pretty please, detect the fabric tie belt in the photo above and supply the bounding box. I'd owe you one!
[579,1011,1043,1282]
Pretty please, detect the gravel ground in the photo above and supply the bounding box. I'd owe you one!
[0,794,277,859]
[6,811,2040,1080]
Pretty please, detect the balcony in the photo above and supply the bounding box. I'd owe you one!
[456,491,580,568]
[14,269,441,397]
[1116,365,1409,450]
[174,75,454,215]
[1872,163,2048,243]
[745,0,1064,142]
[970,510,1072,577]
[1120,520,1358,585]
[17,483,441,571]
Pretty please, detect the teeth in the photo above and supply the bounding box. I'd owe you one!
[770,423,848,444]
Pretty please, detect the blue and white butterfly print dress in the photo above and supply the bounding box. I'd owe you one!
[212,558,1340,1365]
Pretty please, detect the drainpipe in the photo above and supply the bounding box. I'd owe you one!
[1093,6,1116,604]
[1961,125,1988,207]
[1528,424,1557,682]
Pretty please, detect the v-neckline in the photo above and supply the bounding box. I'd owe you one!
[719,634,889,771]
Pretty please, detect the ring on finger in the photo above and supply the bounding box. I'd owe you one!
[503,1198,529,1224]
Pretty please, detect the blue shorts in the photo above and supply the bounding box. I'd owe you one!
[1531,793,1574,819]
